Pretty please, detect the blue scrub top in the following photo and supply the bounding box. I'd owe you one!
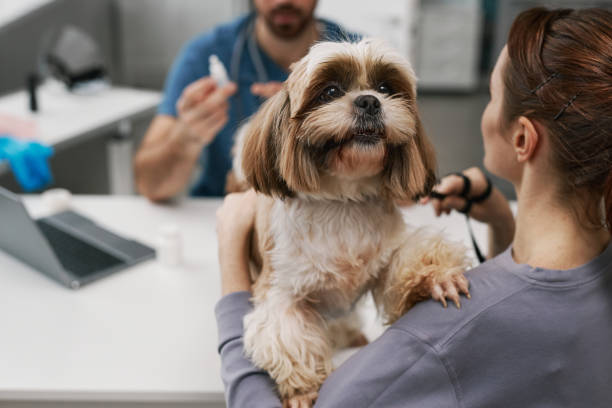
[158,13,359,196]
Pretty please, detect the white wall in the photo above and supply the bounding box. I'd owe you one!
[0,0,55,30]
[416,0,482,91]
[316,0,419,63]
[114,0,243,89]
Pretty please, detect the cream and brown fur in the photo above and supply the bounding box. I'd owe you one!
[232,39,471,407]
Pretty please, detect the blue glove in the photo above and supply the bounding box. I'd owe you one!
[0,135,54,192]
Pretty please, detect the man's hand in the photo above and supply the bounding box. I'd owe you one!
[216,190,258,295]
[251,81,283,99]
[176,77,237,149]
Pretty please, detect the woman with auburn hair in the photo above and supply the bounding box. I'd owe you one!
[214,7,612,407]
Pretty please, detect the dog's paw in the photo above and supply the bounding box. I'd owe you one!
[431,267,470,309]
[283,391,318,408]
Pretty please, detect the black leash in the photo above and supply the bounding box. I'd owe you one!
[430,173,493,264]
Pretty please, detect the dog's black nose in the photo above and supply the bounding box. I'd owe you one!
[354,95,381,116]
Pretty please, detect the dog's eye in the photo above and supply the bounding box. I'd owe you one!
[377,83,393,95]
[320,85,342,102]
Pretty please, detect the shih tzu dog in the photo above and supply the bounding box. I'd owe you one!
[231,39,470,406]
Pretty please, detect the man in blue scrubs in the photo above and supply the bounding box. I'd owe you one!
[134,0,356,200]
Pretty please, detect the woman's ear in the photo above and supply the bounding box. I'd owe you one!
[513,116,540,162]
[241,89,294,198]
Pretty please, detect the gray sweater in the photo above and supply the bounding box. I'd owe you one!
[215,243,612,407]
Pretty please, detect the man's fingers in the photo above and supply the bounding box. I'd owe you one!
[192,108,229,143]
[205,109,229,136]
[177,77,217,113]
[183,101,229,125]
[189,83,237,119]
[251,81,283,98]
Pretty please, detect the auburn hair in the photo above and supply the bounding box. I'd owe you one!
[503,7,612,230]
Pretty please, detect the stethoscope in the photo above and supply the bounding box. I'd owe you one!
[229,16,269,121]
[227,15,328,120]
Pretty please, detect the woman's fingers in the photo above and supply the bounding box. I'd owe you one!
[433,173,468,197]
[428,168,491,217]
[463,167,489,198]
[216,190,257,230]
[442,195,469,213]
[432,194,469,216]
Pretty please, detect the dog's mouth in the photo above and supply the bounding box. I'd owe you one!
[352,131,384,146]
[319,128,385,152]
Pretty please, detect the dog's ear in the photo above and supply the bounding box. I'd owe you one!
[277,123,320,194]
[383,117,437,202]
[241,89,294,198]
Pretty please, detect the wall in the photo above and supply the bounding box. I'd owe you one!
[493,0,612,61]
[0,1,243,194]
[0,0,116,96]
[113,0,245,89]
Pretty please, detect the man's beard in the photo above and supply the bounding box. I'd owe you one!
[262,4,314,39]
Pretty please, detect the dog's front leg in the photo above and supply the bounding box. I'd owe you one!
[373,231,472,324]
[243,295,332,406]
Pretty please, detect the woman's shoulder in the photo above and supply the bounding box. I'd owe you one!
[391,252,530,347]
[392,242,612,349]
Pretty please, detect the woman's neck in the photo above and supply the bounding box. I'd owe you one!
[254,16,319,71]
[512,180,610,270]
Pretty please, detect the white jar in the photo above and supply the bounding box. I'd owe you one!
[41,188,72,213]
[156,224,182,267]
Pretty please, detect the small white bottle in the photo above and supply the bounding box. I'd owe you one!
[41,188,72,214]
[209,54,229,87]
[156,224,182,267]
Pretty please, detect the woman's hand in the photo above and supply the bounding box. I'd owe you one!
[422,167,515,257]
[216,189,258,295]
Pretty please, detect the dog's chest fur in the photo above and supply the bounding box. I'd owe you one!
[266,198,405,317]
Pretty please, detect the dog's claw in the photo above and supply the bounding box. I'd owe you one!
[444,284,461,309]
[432,284,447,308]
[456,275,470,296]
[432,270,470,309]
[284,391,318,408]
[454,298,461,309]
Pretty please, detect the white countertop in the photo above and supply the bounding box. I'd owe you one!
[0,196,491,402]
[0,81,161,149]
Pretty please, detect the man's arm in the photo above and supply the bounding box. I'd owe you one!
[134,115,203,201]
[134,78,236,202]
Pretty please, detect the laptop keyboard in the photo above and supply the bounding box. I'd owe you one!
[36,221,123,278]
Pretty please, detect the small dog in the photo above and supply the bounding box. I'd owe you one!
[231,39,470,407]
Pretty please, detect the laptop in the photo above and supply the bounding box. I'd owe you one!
[0,187,155,289]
